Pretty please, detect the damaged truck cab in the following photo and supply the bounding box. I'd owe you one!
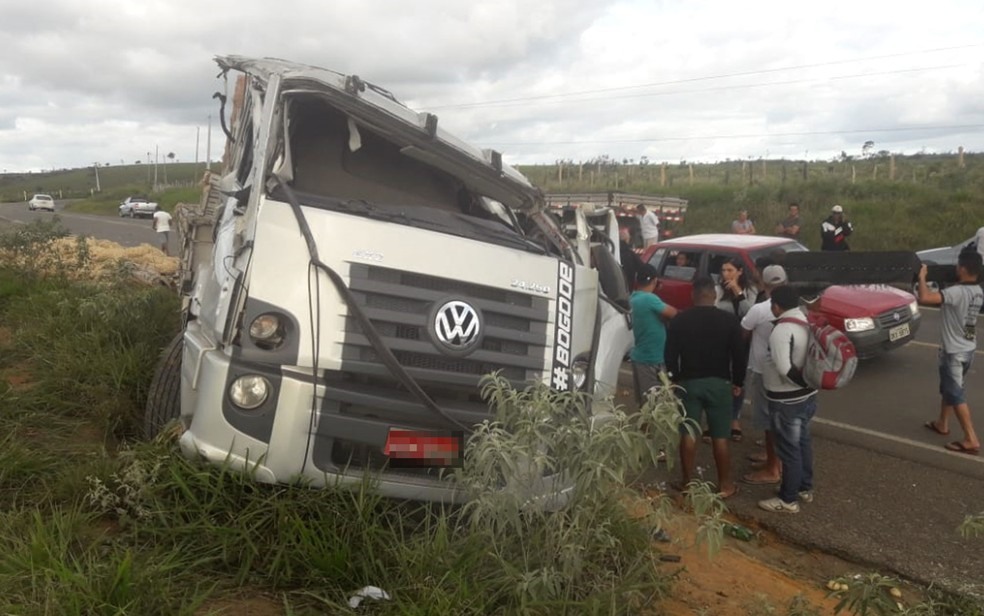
[147,56,633,502]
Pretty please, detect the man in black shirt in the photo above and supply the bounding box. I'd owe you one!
[820,204,853,251]
[665,276,747,499]
[618,226,644,290]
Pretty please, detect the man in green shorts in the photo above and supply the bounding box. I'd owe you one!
[665,276,747,499]
[629,264,678,405]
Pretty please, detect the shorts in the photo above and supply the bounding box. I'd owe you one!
[746,371,770,431]
[939,349,974,406]
[679,377,732,440]
[632,362,666,406]
[158,231,170,244]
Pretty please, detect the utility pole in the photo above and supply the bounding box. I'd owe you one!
[147,151,152,185]
[195,126,201,165]
[154,145,159,191]
[206,114,212,171]
[93,163,100,192]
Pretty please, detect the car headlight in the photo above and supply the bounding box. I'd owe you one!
[249,313,284,349]
[571,358,590,391]
[228,375,270,410]
[908,300,919,316]
[844,317,875,333]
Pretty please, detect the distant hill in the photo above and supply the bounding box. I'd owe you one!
[0,162,210,203]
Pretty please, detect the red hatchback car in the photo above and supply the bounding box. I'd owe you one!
[641,234,921,358]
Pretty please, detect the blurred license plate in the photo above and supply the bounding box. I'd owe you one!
[383,429,463,468]
[889,323,910,342]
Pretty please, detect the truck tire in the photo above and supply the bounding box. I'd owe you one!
[591,244,629,306]
[144,333,183,439]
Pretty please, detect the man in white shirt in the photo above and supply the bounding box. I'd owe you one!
[740,265,787,485]
[152,209,174,256]
[636,204,661,247]
[758,285,817,514]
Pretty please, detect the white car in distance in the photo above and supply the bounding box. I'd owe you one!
[28,194,56,212]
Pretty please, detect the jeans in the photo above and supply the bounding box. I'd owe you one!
[939,349,974,406]
[769,395,817,504]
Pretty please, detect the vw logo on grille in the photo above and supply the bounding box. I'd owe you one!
[433,300,481,352]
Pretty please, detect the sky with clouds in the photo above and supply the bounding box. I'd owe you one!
[1,0,982,173]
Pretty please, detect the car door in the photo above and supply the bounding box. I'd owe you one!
[646,246,704,309]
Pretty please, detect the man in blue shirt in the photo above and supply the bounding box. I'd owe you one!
[630,264,678,404]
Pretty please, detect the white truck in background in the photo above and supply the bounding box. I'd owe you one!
[145,56,634,504]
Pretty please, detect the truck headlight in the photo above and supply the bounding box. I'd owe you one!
[249,314,284,349]
[571,358,590,390]
[229,375,270,410]
[909,300,919,316]
[844,317,875,333]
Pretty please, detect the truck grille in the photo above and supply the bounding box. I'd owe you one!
[876,307,912,328]
[341,264,551,385]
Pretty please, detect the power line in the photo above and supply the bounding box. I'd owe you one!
[432,64,966,110]
[480,124,984,146]
[422,44,980,110]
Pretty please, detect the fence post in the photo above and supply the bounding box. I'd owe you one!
[762,159,767,181]
[873,164,879,180]
[578,163,583,182]
[958,146,965,168]
[660,163,666,187]
[802,161,808,180]
[851,165,856,184]
[889,155,895,180]
[688,164,694,185]
[558,162,563,183]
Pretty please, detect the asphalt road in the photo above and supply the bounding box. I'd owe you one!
[633,307,984,599]
[0,199,175,253]
[3,200,982,599]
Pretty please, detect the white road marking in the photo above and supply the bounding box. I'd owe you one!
[813,417,984,465]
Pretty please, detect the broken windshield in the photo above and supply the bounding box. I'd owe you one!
[271,95,545,253]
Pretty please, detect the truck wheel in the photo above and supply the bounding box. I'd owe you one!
[591,244,629,305]
[145,333,183,439]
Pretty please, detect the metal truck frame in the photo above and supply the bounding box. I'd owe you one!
[145,56,634,504]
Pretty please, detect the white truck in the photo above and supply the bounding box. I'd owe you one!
[145,56,634,503]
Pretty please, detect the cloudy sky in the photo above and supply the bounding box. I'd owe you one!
[2,0,982,173]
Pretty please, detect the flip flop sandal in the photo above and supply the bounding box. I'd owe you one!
[945,441,980,456]
[747,452,768,463]
[923,420,950,436]
[701,430,711,444]
[731,428,743,442]
[719,485,741,500]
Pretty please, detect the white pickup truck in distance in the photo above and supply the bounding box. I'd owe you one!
[118,196,159,218]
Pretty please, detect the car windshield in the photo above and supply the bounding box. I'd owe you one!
[35,195,52,201]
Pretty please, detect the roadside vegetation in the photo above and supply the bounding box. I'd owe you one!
[0,162,204,203]
[66,185,203,216]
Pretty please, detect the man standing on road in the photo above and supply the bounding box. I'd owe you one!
[740,265,787,485]
[665,276,746,499]
[758,285,817,514]
[152,208,173,256]
[820,205,853,251]
[629,264,678,405]
[775,203,801,240]
[919,252,984,455]
[636,204,661,247]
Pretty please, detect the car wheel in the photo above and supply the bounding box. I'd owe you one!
[145,333,184,439]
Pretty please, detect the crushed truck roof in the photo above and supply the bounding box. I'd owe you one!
[215,55,544,212]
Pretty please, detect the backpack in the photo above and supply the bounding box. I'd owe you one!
[776,314,858,390]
